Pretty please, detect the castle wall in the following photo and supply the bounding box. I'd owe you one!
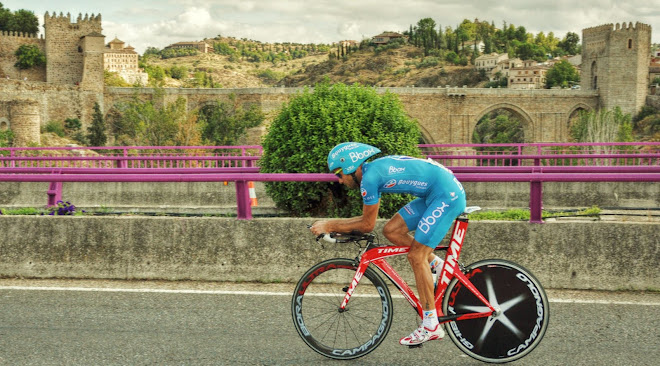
[44,12,103,86]
[0,80,103,133]
[582,22,652,116]
[0,99,41,145]
[0,32,46,81]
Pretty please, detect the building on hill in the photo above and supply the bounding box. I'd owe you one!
[164,41,211,53]
[371,32,407,45]
[490,57,523,81]
[475,53,509,72]
[103,37,148,85]
[508,62,551,89]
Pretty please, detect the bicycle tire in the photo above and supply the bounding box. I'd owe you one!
[292,258,393,360]
[441,259,549,364]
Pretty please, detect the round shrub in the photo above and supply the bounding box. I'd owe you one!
[260,81,421,218]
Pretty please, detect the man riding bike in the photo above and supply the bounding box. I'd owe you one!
[310,142,466,346]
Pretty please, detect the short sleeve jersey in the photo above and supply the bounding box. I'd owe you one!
[359,156,464,205]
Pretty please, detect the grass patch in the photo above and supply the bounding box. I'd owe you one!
[468,206,601,221]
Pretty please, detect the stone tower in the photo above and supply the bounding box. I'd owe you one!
[581,22,652,116]
[43,12,104,90]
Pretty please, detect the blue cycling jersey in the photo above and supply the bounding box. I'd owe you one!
[360,156,464,206]
[359,156,466,248]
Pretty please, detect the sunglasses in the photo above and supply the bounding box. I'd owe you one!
[334,169,343,178]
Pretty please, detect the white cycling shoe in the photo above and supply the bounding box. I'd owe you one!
[399,324,445,346]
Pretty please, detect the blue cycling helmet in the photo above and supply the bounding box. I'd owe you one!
[327,142,381,174]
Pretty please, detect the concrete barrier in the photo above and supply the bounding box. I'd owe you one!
[0,216,657,291]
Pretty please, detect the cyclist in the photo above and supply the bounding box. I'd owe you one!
[310,142,466,346]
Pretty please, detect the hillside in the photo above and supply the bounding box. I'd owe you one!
[143,44,488,88]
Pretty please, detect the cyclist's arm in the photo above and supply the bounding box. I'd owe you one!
[311,201,380,235]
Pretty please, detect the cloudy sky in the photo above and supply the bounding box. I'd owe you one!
[3,0,659,54]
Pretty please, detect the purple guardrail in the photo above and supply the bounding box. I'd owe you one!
[1,170,659,222]
[0,145,263,169]
[2,142,659,167]
[1,142,659,222]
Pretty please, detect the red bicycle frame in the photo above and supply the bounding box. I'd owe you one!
[338,217,496,322]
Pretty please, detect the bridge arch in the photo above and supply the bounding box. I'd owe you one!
[473,102,535,142]
[566,102,594,139]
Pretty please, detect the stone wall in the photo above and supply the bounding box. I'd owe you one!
[0,81,102,131]
[0,32,46,81]
[44,12,103,86]
[582,22,652,116]
[647,95,660,110]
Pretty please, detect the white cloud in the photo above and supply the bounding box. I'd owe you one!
[6,0,660,54]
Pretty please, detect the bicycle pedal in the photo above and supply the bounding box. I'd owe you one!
[407,343,423,349]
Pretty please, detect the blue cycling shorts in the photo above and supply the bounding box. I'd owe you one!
[397,193,466,248]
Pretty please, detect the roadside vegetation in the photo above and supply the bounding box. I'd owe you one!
[467,206,602,221]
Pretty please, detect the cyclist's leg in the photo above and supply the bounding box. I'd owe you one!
[384,198,436,263]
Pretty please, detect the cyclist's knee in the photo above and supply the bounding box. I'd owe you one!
[383,215,410,245]
[407,243,429,266]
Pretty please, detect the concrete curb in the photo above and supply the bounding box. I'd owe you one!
[0,216,657,291]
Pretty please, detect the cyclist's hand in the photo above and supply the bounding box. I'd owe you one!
[310,221,328,236]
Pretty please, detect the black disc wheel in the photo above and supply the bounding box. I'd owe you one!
[442,259,549,363]
[292,258,393,360]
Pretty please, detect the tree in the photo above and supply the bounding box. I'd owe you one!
[570,107,633,148]
[87,103,107,147]
[109,91,190,146]
[14,44,45,69]
[545,60,580,88]
[260,80,421,218]
[514,42,545,61]
[198,95,264,146]
[8,9,38,34]
[558,32,580,55]
[472,111,524,165]
[416,18,437,55]
[0,5,38,34]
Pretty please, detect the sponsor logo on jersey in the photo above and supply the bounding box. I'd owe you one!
[388,166,405,174]
[418,202,450,234]
[397,180,429,189]
[403,204,415,216]
[383,179,397,188]
[361,188,367,197]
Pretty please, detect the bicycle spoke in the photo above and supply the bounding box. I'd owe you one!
[442,259,549,364]
[293,259,393,359]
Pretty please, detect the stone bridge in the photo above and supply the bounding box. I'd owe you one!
[105,86,600,144]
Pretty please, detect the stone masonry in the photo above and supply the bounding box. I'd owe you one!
[581,22,652,116]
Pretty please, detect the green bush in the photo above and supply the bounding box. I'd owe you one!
[44,120,65,137]
[260,80,422,218]
[0,129,13,149]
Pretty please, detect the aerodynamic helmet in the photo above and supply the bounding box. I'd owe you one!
[327,142,381,174]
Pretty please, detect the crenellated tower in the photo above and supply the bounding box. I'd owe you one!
[43,12,105,91]
[581,22,652,116]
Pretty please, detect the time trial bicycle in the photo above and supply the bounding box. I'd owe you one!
[292,207,549,363]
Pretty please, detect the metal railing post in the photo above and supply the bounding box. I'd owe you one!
[529,180,543,223]
[235,180,252,220]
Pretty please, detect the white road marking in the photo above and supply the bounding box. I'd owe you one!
[1,285,659,306]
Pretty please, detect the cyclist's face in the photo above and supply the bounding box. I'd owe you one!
[335,169,358,189]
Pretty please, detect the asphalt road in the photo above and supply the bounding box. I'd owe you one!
[0,279,658,366]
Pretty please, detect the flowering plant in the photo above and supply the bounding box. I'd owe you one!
[47,201,84,216]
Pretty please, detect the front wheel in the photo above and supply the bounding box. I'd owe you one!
[291,258,393,360]
[442,259,549,363]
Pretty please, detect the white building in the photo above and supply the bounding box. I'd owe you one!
[475,53,509,72]
[103,37,148,85]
